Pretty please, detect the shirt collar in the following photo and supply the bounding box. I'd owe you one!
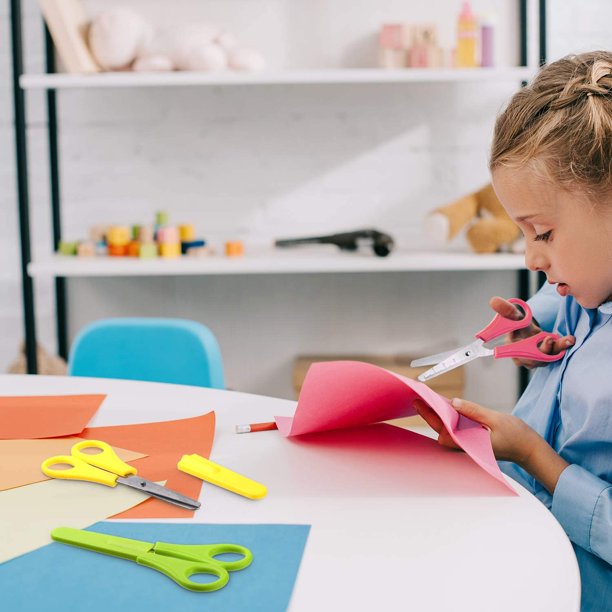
[599,301,612,315]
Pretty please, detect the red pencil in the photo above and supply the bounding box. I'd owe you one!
[235,421,278,434]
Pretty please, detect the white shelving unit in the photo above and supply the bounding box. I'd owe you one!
[21,68,532,282]
[28,250,527,278]
[12,0,539,402]
[20,67,535,90]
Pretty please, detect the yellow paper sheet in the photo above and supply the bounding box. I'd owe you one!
[0,438,146,491]
[0,478,157,564]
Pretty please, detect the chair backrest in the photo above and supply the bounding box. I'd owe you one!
[68,318,225,389]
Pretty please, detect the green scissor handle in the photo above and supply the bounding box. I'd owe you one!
[137,551,231,592]
[148,542,253,592]
[154,541,253,571]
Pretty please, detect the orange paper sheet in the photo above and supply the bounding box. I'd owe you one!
[0,395,105,439]
[81,411,216,519]
[0,438,147,491]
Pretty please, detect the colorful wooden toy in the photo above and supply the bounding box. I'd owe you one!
[157,226,179,244]
[107,244,128,257]
[225,240,244,257]
[138,225,154,243]
[89,224,108,243]
[127,241,141,257]
[77,241,95,257]
[95,241,107,256]
[58,241,78,256]
[139,243,158,259]
[179,224,195,242]
[181,239,206,255]
[106,226,130,247]
[160,242,181,258]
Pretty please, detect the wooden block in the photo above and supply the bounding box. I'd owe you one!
[159,242,180,258]
[139,243,158,259]
[157,226,179,244]
[58,241,78,256]
[127,241,140,257]
[225,241,244,257]
[179,224,195,242]
[106,226,130,247]
[76,241,95,257]
[138,225,154,243]
[107,244,128,257]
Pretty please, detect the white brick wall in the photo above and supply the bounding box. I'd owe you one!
[2,0,611,404]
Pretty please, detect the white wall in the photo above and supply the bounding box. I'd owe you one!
[2,0,611,406]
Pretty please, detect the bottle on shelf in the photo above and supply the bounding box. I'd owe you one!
[456,1,478,68]
[480,15,495,68]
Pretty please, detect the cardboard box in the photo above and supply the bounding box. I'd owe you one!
[293,354,465,429]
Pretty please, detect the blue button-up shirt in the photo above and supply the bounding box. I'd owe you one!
[499,284,612,611]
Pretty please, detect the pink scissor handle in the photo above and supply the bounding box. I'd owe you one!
[493,331,566,362]
[475,298,533,343]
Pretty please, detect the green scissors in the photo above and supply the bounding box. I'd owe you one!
[51,527,253,592]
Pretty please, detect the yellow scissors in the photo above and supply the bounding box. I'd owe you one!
[41,439,201,510]
[51,526,252,592]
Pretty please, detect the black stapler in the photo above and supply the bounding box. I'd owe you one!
[275,229,394,257]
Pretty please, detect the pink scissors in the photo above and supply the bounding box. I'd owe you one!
[411,298,566,382]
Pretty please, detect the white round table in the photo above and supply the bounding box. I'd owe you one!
[2,375,581,611]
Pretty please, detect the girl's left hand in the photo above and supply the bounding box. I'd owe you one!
[413,397,539,466]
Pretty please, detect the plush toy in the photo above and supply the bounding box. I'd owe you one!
[424,184,523,254]
[88,8,266,73]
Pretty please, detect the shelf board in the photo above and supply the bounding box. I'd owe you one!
[20,67,535,90]
[28,250,527,278]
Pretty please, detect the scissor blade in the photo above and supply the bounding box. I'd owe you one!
[410,349,460,368]
[118,476,201,510]
[417,340,490,382]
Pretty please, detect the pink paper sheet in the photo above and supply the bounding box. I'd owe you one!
[275,361,515,494]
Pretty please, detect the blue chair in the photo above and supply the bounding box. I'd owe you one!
[68,318,225,389]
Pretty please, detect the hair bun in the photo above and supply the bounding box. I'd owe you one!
[580,61,612,100]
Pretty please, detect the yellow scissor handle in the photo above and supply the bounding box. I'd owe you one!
[41,454,119,486]
[71,440,137,478]
[41,440,137,487]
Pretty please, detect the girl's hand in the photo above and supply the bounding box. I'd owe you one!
[414,397,536,464]
[489,296,574,369]
[413,397,569,493]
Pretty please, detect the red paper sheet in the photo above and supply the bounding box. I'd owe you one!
[0,395,105,439]
[81,411,216,518]
[275,361,515,494]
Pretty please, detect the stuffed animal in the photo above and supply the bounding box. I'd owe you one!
[424,184,523,254]
[88,8,266,73]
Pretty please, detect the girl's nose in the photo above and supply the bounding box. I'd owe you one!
[524,243,548,272]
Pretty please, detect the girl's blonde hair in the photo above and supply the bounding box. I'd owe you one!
[490,51,612,198]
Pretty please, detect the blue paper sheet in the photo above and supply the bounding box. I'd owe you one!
[0,522,310,612]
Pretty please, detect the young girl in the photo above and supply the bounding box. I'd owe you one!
[416,51,612,611]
